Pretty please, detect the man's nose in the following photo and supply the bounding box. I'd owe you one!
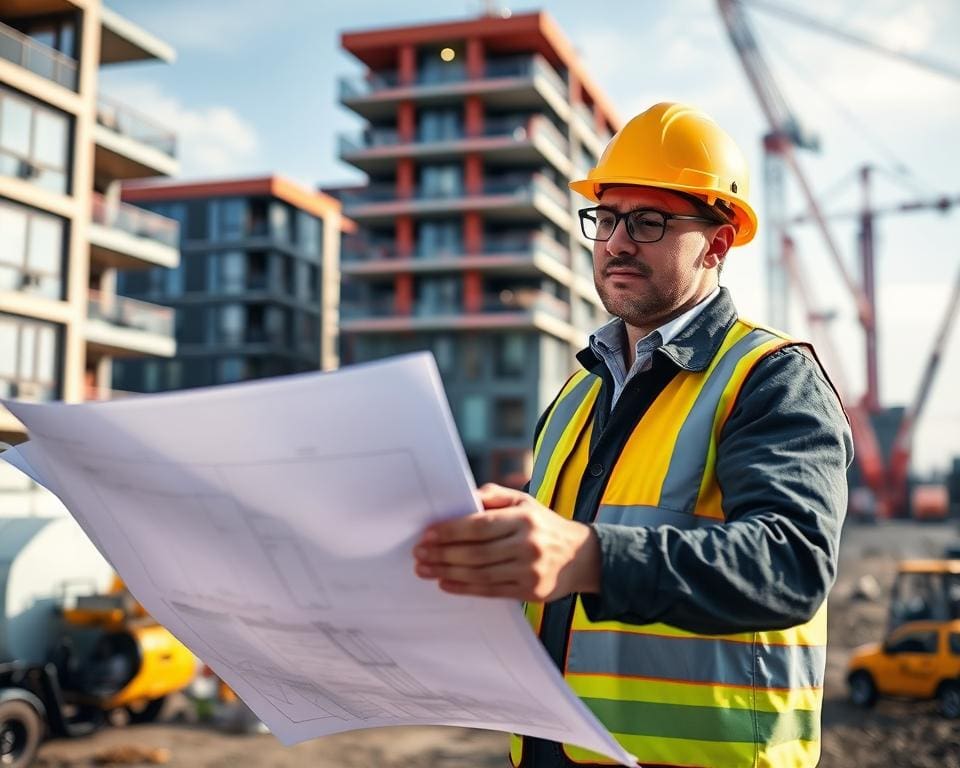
[605,217,637,257]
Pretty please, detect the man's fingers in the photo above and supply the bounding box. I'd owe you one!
[415,559,527,586]
[415,533,525,567]
[436,579,524,599]
[419,507,526,545]
[475,482,528,510]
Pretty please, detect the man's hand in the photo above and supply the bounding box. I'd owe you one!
[412,483,601,602]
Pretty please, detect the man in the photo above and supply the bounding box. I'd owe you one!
[413,102,852,768]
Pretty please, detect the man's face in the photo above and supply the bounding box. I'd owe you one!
[590,186,723,328]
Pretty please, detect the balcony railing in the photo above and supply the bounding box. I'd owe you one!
[482,288,570,321]
[87,290,174,337]
[91,193,180,248]
[342,231,569,264]
[339,54,567,102]
[0,20,78,90]
[96,95,177,157]
[341,172,569,210]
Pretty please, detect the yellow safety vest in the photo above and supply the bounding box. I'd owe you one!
[510,318,826,768]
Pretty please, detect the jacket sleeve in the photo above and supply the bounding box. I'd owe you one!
[578,345,854,634]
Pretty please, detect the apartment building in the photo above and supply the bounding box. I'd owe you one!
[334,11,618,485]
[0,0,180,446]
[113,176,348,391]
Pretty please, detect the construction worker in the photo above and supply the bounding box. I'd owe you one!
[413,101,852,768]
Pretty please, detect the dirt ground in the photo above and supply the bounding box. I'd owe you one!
[34,521,960,767]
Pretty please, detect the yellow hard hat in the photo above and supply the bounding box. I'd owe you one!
[569,102,758,247]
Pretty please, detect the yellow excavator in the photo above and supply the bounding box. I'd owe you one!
[0,517,196,767]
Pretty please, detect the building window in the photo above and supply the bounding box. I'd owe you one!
[460,395,488,443]
[414,275,461,316]
[219,304,245,346]
[218,356,245,383]
[0,312,60,400]
[221,251,246,294]
[432,335,455,376]
[0,87,71,194]
[418,107,462,141]
[494,334,526,379]
[0,198,65,299]
[419,163,462,198]
[417,219,461,258]
[270,201,290,242]
[494,397,526,438]
[296,211,322,256]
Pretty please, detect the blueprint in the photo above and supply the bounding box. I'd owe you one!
[2,354,635,765]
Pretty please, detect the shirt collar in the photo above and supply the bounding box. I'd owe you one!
[579,287,738,373]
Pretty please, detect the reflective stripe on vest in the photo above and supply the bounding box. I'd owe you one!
[511,319,825,768]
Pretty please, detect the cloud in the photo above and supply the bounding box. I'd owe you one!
[99,82,260,177]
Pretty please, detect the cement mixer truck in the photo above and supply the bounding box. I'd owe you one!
[0,516,196,767]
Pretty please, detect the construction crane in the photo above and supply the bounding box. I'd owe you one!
[717,0,960,517]
[887,267,960,517]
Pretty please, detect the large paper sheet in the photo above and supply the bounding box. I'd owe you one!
[2,354,635,766]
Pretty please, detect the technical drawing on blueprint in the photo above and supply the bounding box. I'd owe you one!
[2,354,634,766]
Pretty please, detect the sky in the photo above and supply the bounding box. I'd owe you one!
[100,0,960,474]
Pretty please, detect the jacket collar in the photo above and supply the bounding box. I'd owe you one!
[576,287,738,373]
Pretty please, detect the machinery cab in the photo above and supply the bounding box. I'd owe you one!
[888,560,960,632]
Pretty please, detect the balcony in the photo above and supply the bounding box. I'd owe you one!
[94,95,178,180]
[341,232,571,278]
[339,115,570,175]
[340,288,577,342]
[85,289,175,358]
[341,172,570,228]
[0,19,77,90]
[89,193,180,270]
[339,54,570,122]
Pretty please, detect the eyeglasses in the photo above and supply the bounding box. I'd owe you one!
[578,206,724,244]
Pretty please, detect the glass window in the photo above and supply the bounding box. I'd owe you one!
[417,219,462,258]
[219,304,245,345]
[33,110,68,168]
[494,334,526,378]
[0,312,61,400]
[0,88,70,194]
[419,164,462,198]
[270,202,290,242]
[0,98,31,155]
[418,107,462,141]
[460,395,488,443]
[494,397,526,438]
[185,254,206,292]
[186,200,210,240]
[886,630,939,655]
[950,633,960,656]
[218,356,245,383]
[27,215,62,274]
[165,261,184,297]
[432,335,455,376]
[221,251,245,294]
[0,198,64,299]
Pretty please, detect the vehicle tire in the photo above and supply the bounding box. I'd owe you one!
[848,670,878,708]
[0,699,43,768]
[125,696,166,725]
[938,681,960,718]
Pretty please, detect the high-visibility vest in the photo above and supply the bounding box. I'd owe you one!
[510,318,826,768]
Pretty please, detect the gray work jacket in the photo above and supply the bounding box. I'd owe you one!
[523,287,853,768]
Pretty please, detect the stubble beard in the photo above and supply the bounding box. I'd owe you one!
[595,277,675,329]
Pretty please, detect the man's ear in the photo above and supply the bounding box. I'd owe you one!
[703,224,735,269]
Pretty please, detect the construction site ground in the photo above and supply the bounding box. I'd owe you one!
[35,520,960,768]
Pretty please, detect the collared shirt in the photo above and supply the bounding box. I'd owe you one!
[588,286,720,410]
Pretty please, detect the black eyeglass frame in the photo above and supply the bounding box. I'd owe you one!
[578,206,726,244]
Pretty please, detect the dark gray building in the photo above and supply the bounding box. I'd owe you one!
[113,176,347,392]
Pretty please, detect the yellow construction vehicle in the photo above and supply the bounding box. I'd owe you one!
[847,560,960,716]
[0,517,196,767]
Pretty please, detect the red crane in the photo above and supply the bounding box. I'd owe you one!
[717,0,960,517]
